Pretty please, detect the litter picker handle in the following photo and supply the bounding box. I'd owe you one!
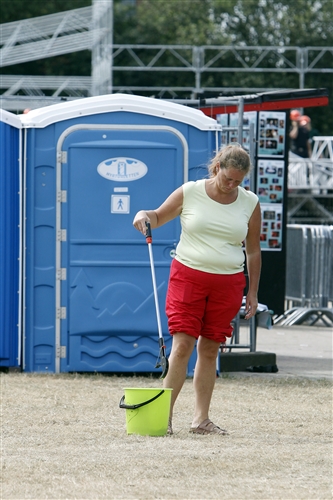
[145,221,152,244]
[145,222,163,341]
[145,222,169,378]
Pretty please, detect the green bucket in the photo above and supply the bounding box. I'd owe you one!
[119,388,172,436]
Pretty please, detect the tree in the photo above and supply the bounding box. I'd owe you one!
[218,0,333,47]
[1,0,332,132]
[111,0,333,132]
[114,0,232,45]
[214,0,333,134]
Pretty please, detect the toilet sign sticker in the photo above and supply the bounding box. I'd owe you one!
[97,157,148,182]
[111,195,130,214]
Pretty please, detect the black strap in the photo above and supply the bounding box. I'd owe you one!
[119,389,165,410]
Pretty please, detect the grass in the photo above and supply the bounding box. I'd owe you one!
[1,372,332,500]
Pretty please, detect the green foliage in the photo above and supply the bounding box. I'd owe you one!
[114,0,232,45]
[1,0,332,132]
[219,0,333,46]
[113,0,333,47]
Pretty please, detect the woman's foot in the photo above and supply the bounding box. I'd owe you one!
[189,418,228,435]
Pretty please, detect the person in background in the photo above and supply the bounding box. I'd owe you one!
[289,110,312,158]
[133,144,261,435]
[300,115,318,154]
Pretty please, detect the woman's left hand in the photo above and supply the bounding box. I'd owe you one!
[244,292,258,319]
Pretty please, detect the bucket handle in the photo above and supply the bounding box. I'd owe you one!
[119,389,165,410]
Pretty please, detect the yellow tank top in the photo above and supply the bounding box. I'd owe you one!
[175,179,259,274]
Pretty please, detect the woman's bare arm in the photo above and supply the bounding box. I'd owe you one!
[244,202,262,319]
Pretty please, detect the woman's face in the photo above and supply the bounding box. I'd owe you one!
[216,166,246,193]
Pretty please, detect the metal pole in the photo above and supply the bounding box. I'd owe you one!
[249,316,257,352]
[91,0,113,95]
[238,97,244,145]
[249,122,255,191]
[110,0,113,94]
[192,46,202,99]
[298,47,306,90]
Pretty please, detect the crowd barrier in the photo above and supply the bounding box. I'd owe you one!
[275,224,333,326]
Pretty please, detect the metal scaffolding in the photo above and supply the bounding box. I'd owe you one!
[287,137,333,225]
[91,0,113,96]
[1,4,332,107]
[0,7,94,67]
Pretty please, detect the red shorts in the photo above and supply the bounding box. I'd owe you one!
[166,259,246,343]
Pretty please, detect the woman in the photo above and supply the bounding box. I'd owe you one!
[133,144,261,435]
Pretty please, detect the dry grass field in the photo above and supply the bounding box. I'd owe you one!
[1,372,332,500]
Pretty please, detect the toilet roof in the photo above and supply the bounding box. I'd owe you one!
[20,93,221,131]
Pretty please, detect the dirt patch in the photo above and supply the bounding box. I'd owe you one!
[1,373,332,499]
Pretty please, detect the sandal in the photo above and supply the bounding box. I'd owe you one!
[189,419,228,435]
[167,418,173,435]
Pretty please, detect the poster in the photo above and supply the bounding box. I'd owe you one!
[260,204,283,251]
[258,111,286,157]
[216,112,252,189]
[216,113,229,146]
[229,111,257,151]
[257,159,284,204]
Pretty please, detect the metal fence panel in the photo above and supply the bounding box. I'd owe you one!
[286,224,333,308]
[285,225,307,305]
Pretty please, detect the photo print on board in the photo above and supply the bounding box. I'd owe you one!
[258,111,286,157]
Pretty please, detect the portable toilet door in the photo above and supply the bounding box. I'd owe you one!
[0,110,22,369]
[21,94,220,373]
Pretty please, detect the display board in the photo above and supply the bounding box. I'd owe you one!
[217,110,289,314]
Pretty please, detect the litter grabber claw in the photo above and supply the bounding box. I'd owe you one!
[145,222,169,379]
[156,337,169,376]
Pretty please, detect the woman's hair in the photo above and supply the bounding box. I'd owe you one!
[208,143,252,178]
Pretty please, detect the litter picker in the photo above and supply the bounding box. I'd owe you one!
[145,222,169,379]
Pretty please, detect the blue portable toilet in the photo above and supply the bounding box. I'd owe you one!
[0,109,22,369]
[21,94,221,373]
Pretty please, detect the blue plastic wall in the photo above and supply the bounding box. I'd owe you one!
[0,117,20,368]
[24,103,218,373]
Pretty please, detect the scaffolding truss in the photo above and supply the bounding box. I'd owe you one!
[1,5,332,103]
[0,7,94,67]
[287,137,333,224]
[110,44,333,91]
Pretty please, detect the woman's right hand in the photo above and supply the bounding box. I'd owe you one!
[133,211,150,236]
